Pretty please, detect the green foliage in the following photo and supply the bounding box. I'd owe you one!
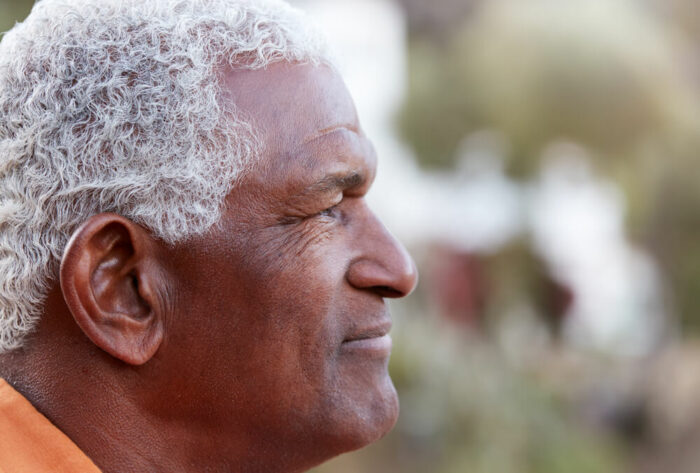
[645,157,700,333]
[0,0,34,35]
[399,0,697,178]
[399,39,485,170]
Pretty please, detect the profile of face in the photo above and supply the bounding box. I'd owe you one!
[144,62,418,467]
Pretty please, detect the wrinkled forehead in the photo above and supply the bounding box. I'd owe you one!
[221,62,362,173]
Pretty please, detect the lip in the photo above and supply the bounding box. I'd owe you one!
[341,320,393,358]
[341,334,392,358]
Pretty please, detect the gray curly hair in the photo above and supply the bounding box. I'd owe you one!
[0,0,328,352]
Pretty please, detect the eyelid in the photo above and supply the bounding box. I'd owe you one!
[317,192,342,216]
[318,203,340,217]
[278,201,341,226]
[330,192,343,206]
[316,192,342,212]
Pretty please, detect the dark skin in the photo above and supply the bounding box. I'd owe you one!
[0,62,417,473]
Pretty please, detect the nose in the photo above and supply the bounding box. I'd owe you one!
[346,209,418,298]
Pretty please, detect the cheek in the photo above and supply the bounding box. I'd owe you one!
[229,225,348,345]
[251,247,347,353]
[246,223,347,321]
[261,221,336,269]
[248,242,351,386]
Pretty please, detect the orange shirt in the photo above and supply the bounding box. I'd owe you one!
[0,379,101,473]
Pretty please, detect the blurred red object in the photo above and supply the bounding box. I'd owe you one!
[426,245,488,328]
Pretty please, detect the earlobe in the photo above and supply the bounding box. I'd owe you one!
[60,213,166,365]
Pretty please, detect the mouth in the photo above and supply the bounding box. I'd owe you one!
[341,320,393,358]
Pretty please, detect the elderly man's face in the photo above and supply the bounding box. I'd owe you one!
[154,62,417,464]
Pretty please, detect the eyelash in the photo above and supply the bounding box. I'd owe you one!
[317,203,341,219]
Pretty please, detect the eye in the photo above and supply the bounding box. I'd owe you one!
[278,203,342,226]
[317,204,340,219]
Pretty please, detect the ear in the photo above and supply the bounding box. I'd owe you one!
[60,213,166,365]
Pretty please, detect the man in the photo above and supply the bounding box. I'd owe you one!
[0,0,417,471]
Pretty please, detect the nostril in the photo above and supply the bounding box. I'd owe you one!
[375,286,404,298]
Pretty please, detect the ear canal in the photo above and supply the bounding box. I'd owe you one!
[60,213,165,365]
[89,223,150,320]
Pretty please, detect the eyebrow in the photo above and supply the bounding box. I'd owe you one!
[302,171,365,196]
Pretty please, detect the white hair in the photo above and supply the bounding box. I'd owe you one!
[0,0,328,352]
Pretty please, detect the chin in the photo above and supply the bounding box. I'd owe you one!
[284,373,399,472]
[328,373,400,454]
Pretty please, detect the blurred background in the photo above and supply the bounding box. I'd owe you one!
[4,0,700,472]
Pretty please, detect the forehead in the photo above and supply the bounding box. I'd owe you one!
[221,62,375,188]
